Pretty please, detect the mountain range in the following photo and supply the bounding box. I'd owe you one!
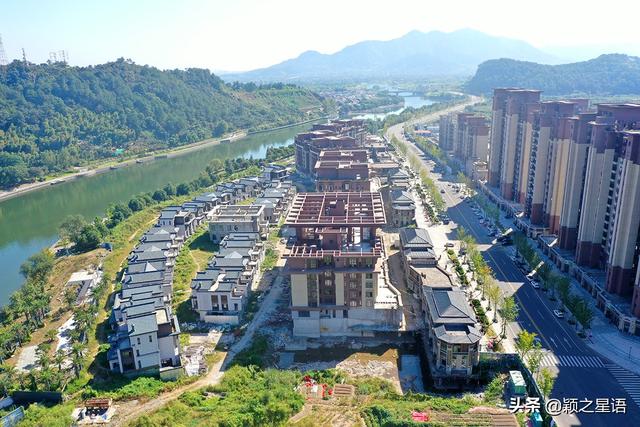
[465,54,640,95]
[223,29,558,82]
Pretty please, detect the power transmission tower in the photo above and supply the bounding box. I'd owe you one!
[0,34,8,65]
[21,48,27,63]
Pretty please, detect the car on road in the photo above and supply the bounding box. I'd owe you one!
[553,309,564,318]
[444,242,455,248]
[440,189,445,193]
[529,280,540,289]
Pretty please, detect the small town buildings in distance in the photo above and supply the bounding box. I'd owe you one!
[285,192,402,337]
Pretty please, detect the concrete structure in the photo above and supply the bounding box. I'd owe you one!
[487,88,541,201]
[557,112,598,251]
[438,114,455,151]
[525,100,588,230]
[457,114,490,175]
[295,119,365,175]
[208,205,267,244]
[108,300,181,375]
[314,150,370,192]
[285,192,401,337]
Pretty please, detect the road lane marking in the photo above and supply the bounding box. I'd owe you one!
[606,364,640,408]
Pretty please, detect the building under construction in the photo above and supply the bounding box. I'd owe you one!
[284,192,402,337]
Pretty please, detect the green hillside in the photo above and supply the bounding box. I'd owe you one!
[465,54,640,95]
[0,59,324,188]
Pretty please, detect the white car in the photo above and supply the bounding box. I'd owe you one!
[553,309,564,318]
[529,280,540,289]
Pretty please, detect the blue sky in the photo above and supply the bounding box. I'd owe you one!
[2,0,639,71]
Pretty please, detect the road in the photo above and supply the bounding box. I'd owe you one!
[391,126,640,426]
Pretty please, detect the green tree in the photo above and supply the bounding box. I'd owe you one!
[539,367,556,399]
[176,183,191,196]
[486,281,502,322]
[20,250,55,283]
[44,329,57,343]
[527,343,544,379]
[58,215,87,245]
[499,296,519,338]
[515,330,537,361]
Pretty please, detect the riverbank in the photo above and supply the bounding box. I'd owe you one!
[0,115,328,203]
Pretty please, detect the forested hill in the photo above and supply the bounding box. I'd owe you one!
[0,58,324,188]
[465,54,640,95]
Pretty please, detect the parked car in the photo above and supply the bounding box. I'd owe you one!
[440,189,446,193]
[553,309,564,318]
[445,242,455,248]
[529,280,540,289]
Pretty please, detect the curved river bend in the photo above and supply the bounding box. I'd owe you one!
[0,122,315,305]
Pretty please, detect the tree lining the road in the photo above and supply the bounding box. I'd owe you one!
[513,231,594,335]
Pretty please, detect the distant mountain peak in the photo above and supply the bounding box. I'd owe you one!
[223,29,556,83]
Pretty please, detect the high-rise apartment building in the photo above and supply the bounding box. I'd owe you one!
[525,100,588,230]
[487,88,541,201]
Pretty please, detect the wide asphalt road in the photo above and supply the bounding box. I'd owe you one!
[408,145,640,426]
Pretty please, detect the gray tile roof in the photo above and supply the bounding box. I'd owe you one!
[424,288,476,325]
[434,324,482,344]
[399,228,434,249]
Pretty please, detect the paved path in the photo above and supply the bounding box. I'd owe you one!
[112,274,285,426]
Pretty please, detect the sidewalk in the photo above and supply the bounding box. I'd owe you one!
[495,205,640,375]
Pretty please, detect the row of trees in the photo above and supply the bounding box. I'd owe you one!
[513,233,594,332]
[392,136,446,214]
[457,227,519,339]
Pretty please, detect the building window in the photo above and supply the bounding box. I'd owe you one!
[148,335,153,343]
[365,281,373,288]
[137,337,141,345]
[136,349,140,357]
[366,291,373,298]
[298,310,310,318]
[366,300,373,307]
[349,283,358,289]
[365,273,373,279]
[349,301,358,307]
[343,310,349,318]
[349,258,357,267]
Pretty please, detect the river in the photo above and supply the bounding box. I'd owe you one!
[0,122,316,306]
[352,93,436,120]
